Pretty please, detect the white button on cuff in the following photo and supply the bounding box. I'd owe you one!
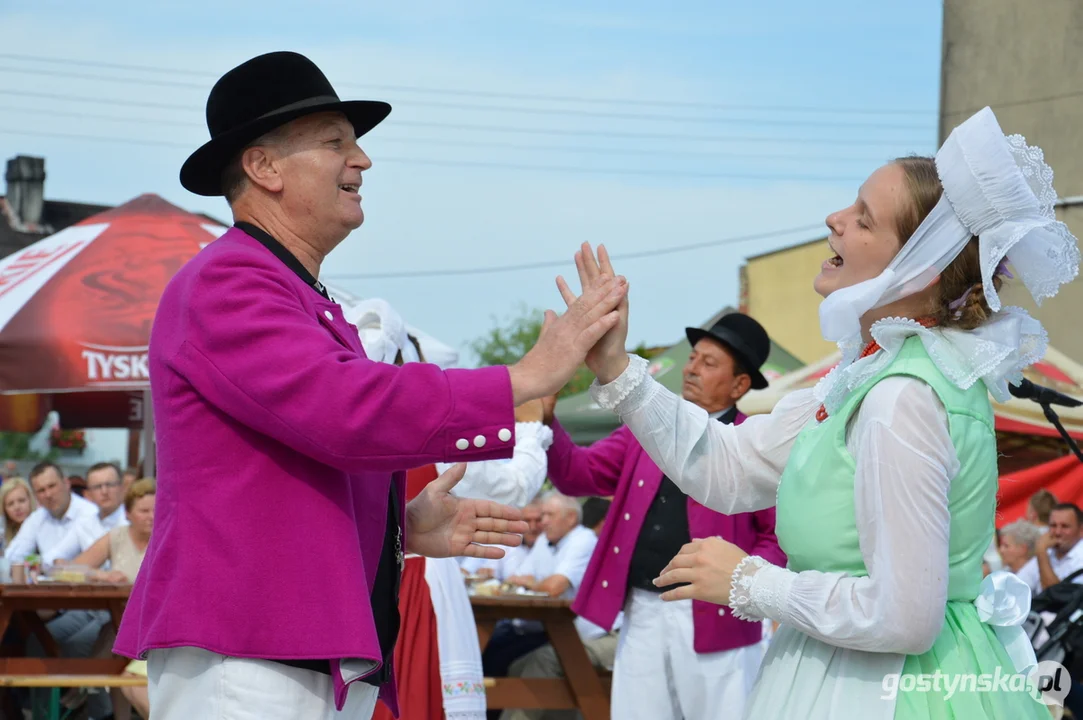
[323,310,334,321]
[473,435,486,448]
[455,439,469,451]
[717,608,726,616]
[498,428,512,442]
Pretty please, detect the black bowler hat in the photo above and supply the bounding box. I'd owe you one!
[179,51,392,196]
[685,313,771,390]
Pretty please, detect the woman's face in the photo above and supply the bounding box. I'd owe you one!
[3,485,31,525]
[998,533,1033,570]
[128,495,155,537]
[815,163,911,298]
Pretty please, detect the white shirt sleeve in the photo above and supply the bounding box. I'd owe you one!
[4,508,45,562]
[590,354,821,514]
[729,376,958,656]
[439,421,553,508]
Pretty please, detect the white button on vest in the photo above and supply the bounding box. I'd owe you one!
[323,310,334,321]
[718,608,726,616]
[473,435,486,448]
[498,428,512,442]
[624,513,630,521]
[602,581,608,588]
[612,546,619,554]
[455,438,469,451]
[638,479,644,487]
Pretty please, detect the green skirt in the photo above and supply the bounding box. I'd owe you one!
[895,601,1054,719]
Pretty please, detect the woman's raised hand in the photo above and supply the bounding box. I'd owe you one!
[507,268,627,404]
[556,242,630,384]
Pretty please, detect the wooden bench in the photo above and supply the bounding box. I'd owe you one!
[0,674,147,720]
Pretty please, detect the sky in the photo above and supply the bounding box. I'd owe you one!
[0,0,944,365]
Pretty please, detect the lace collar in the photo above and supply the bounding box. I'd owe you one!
[813,307,1047,415]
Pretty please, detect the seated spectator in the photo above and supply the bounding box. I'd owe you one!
[0,476,35,551]
[500,497,621,720]
[4,462,97,562]
[74,479,155,720]
[45,462,128,566]
[1017,503,1083,595]
[998,521,1041,573]
[1026,489,1058,533]
[6,463,106,717]
[483,492,597,682]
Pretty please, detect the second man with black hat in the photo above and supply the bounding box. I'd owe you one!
[540,312,786,719]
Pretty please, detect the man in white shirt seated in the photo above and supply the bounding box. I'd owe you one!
[44,462,129,566]
[5,462,97,563]
[1017,502,1083,595]
[4,461,113,718]
[482,492,598,679]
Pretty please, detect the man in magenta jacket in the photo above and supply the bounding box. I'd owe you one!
[544,313,787,719]
[112,51,626,720]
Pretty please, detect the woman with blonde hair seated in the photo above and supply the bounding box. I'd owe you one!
[0,476,36,550]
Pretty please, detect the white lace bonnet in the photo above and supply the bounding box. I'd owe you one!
[813,106,1080,407]
[819,106,1079,344]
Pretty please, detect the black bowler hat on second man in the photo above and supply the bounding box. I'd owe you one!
[685,313,771,390]
[179,51,392,197]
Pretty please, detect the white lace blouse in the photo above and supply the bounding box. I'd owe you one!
[591,349,960,655]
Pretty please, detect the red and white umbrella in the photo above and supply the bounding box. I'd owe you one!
[0,193,226,395]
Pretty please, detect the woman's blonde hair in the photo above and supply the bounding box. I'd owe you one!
[893,156,1005,331]
[0,476,36,545]
[125,477,156,513]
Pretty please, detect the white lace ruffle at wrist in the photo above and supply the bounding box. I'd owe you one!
[589,354,653,415]
[729,555,796,624]
[514,420,554,450]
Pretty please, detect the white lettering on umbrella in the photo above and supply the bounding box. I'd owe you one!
[0,223,106,334]
[80,343,150,386]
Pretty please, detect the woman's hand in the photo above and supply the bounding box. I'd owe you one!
[508,272,627,404]
[653,537,749,605]
[556,242,629,384]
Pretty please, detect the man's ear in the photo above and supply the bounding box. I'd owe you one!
[731,373,752,401]
[242,145,285,193]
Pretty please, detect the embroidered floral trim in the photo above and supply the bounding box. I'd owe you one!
[443,681,486,698]
[589,353,650,412]
[730,555,768,622]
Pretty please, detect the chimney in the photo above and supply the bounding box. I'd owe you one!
[5,155,46,229]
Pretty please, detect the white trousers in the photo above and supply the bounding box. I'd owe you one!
[611,589,763,720]
[147,646,379,720]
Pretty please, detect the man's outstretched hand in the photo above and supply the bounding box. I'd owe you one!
[405,463,529,559]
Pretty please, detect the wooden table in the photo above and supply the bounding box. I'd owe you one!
[470,594,610,720]
[0,583,131,675]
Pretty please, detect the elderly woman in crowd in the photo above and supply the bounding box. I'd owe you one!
[0,476,35,550]
[997,520,1042,580]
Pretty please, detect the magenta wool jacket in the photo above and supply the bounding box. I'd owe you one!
[113,228,518,713]
[546,417,786,654]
